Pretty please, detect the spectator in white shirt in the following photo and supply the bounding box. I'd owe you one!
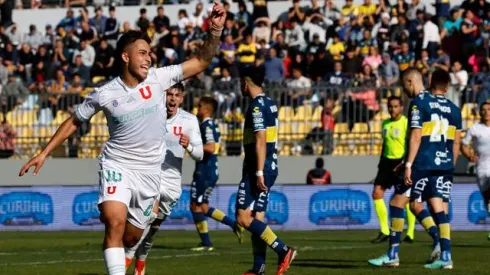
[6,24,22,47]
[422,15,440,59]
[23,24,44,50]
[72,40,95,68]
[287,66,311,107]
[253,18,271,44]
[286,19,306,51]
[449,60,468,107]
[177,9,191,35]
[190,2,206,29]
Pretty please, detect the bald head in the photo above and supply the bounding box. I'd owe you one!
[402,68,424,98]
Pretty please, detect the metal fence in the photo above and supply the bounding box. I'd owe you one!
[0,80,486,158]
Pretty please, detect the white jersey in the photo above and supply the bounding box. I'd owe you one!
[462,122,490,177]
[161,108,202,187]
[76,65,184,172]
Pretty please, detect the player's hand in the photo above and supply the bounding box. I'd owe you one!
[19,153,47,177]
[404,167,412,186]
[179,134,190,148]
[257,175,268,192]
[209,1,226,30]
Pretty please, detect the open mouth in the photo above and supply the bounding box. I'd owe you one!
[168,102,177,109]
[140,64,149,73]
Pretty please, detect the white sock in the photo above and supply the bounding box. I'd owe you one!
[136,225,160,261]
[104,247,126,275]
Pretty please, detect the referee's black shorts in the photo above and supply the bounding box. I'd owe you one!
[374,157,404,189]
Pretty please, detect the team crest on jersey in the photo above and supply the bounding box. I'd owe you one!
[112,100,119,107]
[173,126,183,136]
[139,86,152,100]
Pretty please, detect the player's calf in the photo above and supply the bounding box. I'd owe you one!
[99,201,128,275]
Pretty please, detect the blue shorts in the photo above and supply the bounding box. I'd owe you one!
[409,169,453,203]
[191,169,218,205]
[236,172,277,213]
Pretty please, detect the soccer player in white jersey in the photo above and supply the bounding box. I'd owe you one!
[18,4,226,275]
[461,102,490,240]
[125,83,204,274]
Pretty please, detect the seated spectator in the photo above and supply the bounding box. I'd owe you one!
[363,46,382,72]
[89,6,107,37]
[3,43,18,72]
[303,14,327,43]
[343,47,362,77]
[177,9,190,35]
[29,61,47,89]
[23,24,44,50]
[325,61,347,86]
[1,72,29,114]
[306,157,332,184]
[213,67,239,115]
[286,19,306,51]
[190,1,206,29]
[92,39,114,77]
[222,17,242,44]
[358,64,378,87]
[69,55,90,82]
[432,48,451,72]
[288,0,306,24]
[78,21,97,45]
[357,29,378,57]
[235,1,252,29]
[327,34,345,61]
[341,0,358,17]
[0,57,8,85]
[285,66,311,108]
[323,0,340,23]
[449,60,468,107]
[264,48,285,84]
[253,18,271,44]
[379,53,400,86]
[219,34,237,58]
[0,119,16,159]
[236,33,257,66]
[415,49,431,77]
[57,9,77,31]
[394,41,415,71]
[73,40,95,68]
[136,8,150,34]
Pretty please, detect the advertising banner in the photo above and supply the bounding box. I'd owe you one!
[0,184,489,231]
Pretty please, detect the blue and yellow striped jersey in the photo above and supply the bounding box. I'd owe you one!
[243,94,278,176]
[409,91,462,171]
[195,118,220,175]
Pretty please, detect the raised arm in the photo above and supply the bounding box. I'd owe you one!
[181,2,226,80]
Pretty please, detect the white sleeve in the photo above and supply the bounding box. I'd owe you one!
[75,90,101,122]
[154,65,184,91]
[188,116,203,161]
[462,126,474,146]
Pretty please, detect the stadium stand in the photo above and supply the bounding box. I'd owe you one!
[0,0,488,158]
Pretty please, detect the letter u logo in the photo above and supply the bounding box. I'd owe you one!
[107,186,117,195]
[173,126,182,136]
[139,86,152,100]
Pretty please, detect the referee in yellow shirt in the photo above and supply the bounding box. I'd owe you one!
[371,96,416,243]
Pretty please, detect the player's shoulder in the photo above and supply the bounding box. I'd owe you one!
[93,77,120,94]
[177,109,198,121]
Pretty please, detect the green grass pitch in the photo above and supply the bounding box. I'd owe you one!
[0,230,488,275]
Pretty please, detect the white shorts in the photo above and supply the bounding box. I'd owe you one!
[477,176,490,193]
[157,177,182,219]
[98,161,160,229]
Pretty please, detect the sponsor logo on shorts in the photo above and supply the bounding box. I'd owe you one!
[309,189,371,225]
[468,191,490,224]
[72,191,101,226]
[143,204,153,217]
[0,192,53,226]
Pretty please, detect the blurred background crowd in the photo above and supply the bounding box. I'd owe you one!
[0,0,489,159]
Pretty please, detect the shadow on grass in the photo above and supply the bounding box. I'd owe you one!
[292,262,360,269]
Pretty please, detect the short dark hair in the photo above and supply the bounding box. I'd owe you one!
[116,30,151,55]
[315,157,324,169]
[169,82,185,92]
[157,6,163,11]
[480,102,490,112]
[140,8,147,14]
[200,96,218,113]
[241,65,265,87]
[430,69,450,91]
[387,96,403,105]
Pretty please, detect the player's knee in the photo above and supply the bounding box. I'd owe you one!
[409,201,421,214]
[123,233,141,248]
[236,212,253,228]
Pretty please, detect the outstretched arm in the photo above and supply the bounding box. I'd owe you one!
[181,2,226,79]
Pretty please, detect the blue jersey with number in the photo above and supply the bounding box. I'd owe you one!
[409,91,462,171]
[243,94,279,176]
[194,118,220,180]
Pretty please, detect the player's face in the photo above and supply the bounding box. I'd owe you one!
[124,39,152,82]
[388,100,402,119]
[197,102,208,119]
[481,104,490,123]
[166,88,184,117]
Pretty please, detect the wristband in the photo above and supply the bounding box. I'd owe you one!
[185,144,194,154]
[256,171,264,176]
[210,24,223,37]
[405,162,412,168]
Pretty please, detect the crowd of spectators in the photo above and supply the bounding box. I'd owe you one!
[0,0,490,157]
